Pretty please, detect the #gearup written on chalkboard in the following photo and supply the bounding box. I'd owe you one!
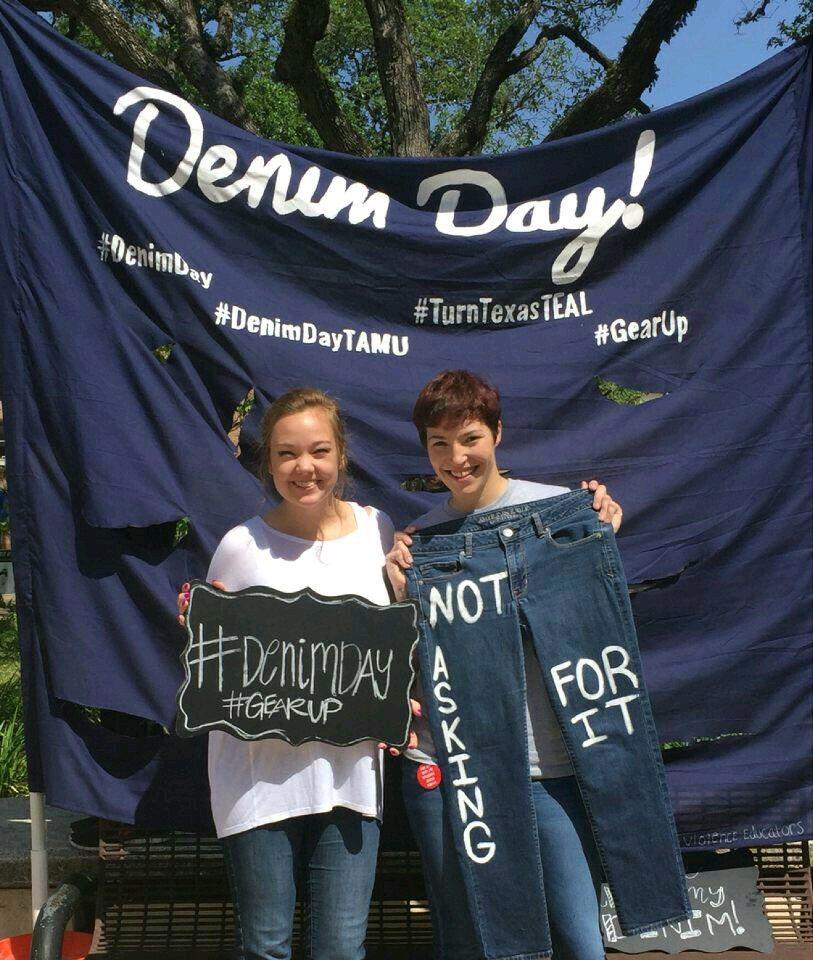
[176,582,419,747]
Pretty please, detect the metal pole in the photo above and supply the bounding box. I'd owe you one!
[30,791,48,925]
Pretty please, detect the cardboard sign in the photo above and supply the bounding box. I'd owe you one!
[601,866,774,953]
[176,582,419,747]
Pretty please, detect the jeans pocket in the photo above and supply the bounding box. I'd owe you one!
[416,557,463,581]
[545,515,602,550]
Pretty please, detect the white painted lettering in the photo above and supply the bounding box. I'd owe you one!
[571,708,608,747]
[114,88,389,226]
[479,571,508,613]
[576,658,605,700]
[456,580,483,624]
[605,694,639,734]
[434,681,457,714]
[441,715,466,754]
[432,646,449,682]
[550,660,576,707]
[416,169,507,237]
[463,821,496,864]
[601,645,638,694]
[429,584,455,628]
[448,753,478,788]
[457,784,485,823]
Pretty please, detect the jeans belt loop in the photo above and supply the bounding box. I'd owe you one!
[532,513,546,538]
[464,532,473,558]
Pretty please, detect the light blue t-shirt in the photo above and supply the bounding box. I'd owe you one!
[406,478,575,779]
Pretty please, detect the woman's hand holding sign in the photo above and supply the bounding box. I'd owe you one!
[379,698,422,756]
[177,580,225,625]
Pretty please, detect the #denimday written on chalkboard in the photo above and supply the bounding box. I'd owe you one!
[176,582,420,748]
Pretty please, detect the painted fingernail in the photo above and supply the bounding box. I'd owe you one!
[415,705,422,716]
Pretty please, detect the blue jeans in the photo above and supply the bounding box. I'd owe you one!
[404,766,606,960]
[221,808,380,960]
[405,490,690,960]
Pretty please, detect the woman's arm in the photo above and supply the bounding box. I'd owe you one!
[176,524,251,624]
[385,527,416,602]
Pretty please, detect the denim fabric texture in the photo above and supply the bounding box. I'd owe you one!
[405,489,690,960]
[403,766,606,960]
[221,809,380,960]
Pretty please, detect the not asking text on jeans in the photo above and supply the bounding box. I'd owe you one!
[431,644,496,865]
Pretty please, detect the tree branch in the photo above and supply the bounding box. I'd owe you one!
[362,0,430,155]
[735,1,772,27]
[547,0,698,140]
[434,0,545,156]
[21,0,182,93]
[556,24,612,68]
[157,0,257,131]
[433,8,652,156]
[276,0,372,155]
[210,3,234,59]
[551,25,650,114]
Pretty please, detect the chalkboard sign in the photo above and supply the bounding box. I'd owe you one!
[176,582,419,748]
[601,866,774,953]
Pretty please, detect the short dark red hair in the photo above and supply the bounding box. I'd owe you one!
[412,370,501,446]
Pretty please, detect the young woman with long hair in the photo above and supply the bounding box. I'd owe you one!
[179,387,403,960]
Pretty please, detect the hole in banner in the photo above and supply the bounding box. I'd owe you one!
[173,517,190,546]
[661,732,744,752]
[229,387,255,456]
[628,561,694,595]
[153,343,174,364]
[401,469,510,493]
[76,519,191,577]
[63,702,168,738]
[595,375,663,405]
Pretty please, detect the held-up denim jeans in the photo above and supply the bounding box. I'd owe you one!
[405,489,690,960]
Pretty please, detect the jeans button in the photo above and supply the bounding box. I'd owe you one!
[502,527,514,538]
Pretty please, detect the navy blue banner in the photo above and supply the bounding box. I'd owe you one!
[0,0,810,843]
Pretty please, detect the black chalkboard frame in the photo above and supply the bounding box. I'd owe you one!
[176,580,420,748]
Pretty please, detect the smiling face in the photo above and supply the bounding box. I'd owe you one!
[268,408,341,509]
[425,417,506,510]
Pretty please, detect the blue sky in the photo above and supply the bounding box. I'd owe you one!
[594,0,804,109]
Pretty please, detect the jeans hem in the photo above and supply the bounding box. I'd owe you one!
[619,908,693,936]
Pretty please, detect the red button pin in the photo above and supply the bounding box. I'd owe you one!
[416,763,442,790]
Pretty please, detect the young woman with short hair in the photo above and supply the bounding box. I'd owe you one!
[387,369,622,960]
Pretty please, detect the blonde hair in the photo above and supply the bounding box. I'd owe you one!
[259,387,349,494]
